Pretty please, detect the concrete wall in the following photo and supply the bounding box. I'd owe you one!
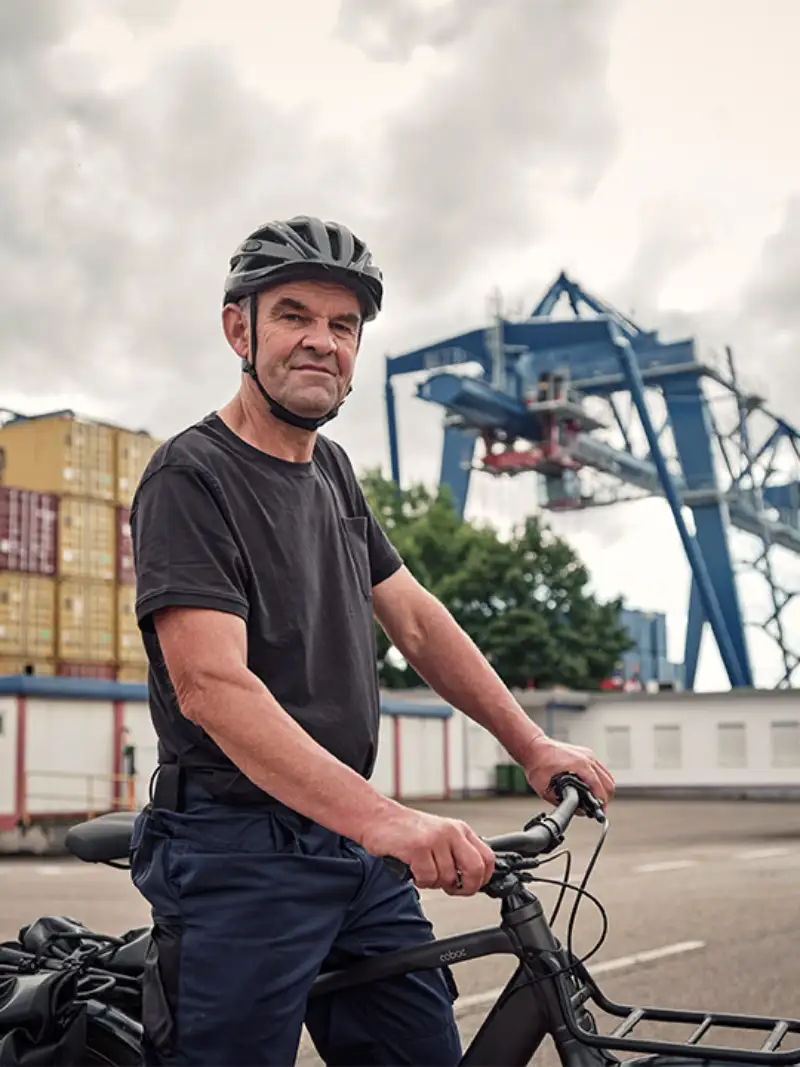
[518,687,800,794]
[0,679,503,842]
[25,699,116,815]
[0,696,17,818]
[3,677,800,851]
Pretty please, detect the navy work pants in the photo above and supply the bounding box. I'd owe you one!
[130,783,462,1066]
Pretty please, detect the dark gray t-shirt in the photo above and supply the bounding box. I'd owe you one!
[130,413,403,799]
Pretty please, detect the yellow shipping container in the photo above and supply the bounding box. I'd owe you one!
[57,579,115,664]
[116,584,146,664]
[58,499,116,581]
[117,663,148,684]
[0,656,54,677]
[0,412,115,501]
[0,574,55,659]
[116,431,159,507]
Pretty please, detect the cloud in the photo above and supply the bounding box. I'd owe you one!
[0,3,372,436]
[732,197,800,418]
[336,0,484,62]
[330,0,621,473]
[0,0,621,464]
[346,0,620,309]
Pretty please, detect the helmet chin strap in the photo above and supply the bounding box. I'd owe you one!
[243,297,350,432]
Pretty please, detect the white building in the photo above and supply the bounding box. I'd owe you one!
[1,678,799,851]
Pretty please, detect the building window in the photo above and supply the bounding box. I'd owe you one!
[654,724,681,769]
[717,723,746,768]
[605,726,631,770]
[771,721,800,768]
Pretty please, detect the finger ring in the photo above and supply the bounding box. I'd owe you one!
[455,868,463,890]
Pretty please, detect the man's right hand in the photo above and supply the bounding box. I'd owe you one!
[361,807,496,896]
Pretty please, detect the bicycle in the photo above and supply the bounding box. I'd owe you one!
[2,772,799,1066]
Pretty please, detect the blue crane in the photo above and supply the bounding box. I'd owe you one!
[384,273,800,690]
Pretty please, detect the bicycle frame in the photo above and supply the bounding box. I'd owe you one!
[310,876,612,1067]
[60,780,800,1067]
[310,875,800,1067]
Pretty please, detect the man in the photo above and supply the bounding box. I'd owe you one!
[130,215,615,1067]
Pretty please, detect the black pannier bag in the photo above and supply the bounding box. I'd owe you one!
[0,968,86,1066]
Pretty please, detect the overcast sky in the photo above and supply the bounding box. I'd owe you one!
[2,0,799,690]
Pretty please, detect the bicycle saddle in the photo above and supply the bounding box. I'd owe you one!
[65,812,137,864]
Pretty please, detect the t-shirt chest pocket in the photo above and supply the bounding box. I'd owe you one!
[340,516,371,600]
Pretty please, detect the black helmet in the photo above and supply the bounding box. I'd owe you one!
[223,216,384,432]
[223,215,383,321]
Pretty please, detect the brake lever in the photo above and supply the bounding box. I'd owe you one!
[550,772,606,823]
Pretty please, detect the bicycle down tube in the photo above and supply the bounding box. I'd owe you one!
[310,874,614,1067]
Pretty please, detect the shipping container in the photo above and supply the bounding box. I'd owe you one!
[0,574,56,659]
[116,663,148,685]
[117,507,134,585]
[116,583,146,664]
[57,579,115,664]
[55,661,117,680]
[58,499,116,581]
[0,411,115,501]
[116,431,159,507]
[0,488,58,575]
[0,656,54,677]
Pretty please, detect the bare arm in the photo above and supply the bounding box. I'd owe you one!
[155,604,496,891]
[373,567,544,763]
[372,566,615,805]
[155,606,399,844]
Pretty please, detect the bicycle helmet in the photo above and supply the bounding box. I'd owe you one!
[223,216,384,432]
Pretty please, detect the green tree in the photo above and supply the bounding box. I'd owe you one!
[360,470,632,691]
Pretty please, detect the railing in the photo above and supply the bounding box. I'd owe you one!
[20,770,138,825]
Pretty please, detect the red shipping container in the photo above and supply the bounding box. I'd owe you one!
[0,488,58,575]
[56,661,117,680]
[117,506,134,585]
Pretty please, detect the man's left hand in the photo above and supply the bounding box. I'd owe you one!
[522,735,615,810]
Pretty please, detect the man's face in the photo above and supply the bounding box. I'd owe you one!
[234,279,363,420]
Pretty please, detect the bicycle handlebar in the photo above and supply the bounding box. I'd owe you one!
[382,772,605,882]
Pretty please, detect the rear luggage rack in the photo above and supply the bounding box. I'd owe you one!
[556,959,800,1064]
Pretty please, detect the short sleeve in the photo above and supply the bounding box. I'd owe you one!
[364,499,403,588]
[131,464,249,632]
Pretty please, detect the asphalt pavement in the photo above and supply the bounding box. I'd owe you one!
[1,795,799,1066]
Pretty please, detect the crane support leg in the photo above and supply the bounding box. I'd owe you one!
[385,372,401,487]
[440,425,478,518]
[684,576,704,689]
[614,340,749,687]
[661,374,753,687]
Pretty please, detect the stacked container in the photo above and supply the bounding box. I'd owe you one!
[0,411,159,680]
[0,489,59,675]
[115,507,148,679]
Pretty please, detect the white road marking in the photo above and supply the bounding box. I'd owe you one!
[735,847,792,861]
[634,859,698,873]
[451,939,706,1017]
[36,865,66,875]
